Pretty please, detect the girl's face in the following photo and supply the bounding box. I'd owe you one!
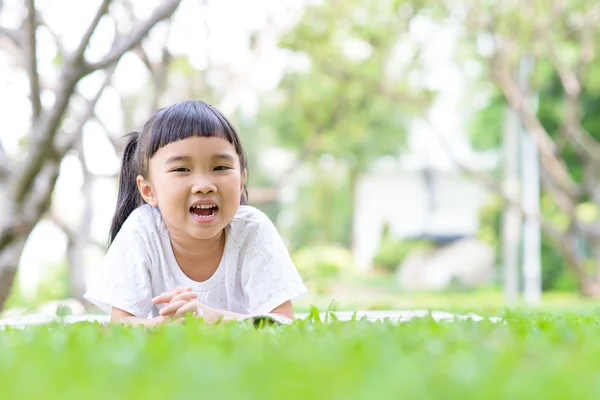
[137,136,246,242]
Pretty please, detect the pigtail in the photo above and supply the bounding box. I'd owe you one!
[109,131,143,245]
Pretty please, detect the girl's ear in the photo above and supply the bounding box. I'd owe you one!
[240,169,247,192]
[137,175,158,206]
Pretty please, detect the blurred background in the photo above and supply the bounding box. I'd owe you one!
[1,0,599,317]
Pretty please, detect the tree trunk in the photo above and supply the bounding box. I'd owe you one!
[0,236,28,310]
[0,0,183,312]
[67,145,94,301]
[0,161,60,310]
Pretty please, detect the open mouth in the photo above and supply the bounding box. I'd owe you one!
[190,204,219,220]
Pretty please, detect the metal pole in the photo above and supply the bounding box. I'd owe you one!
[519,55,542,305]
[502,105,521,304]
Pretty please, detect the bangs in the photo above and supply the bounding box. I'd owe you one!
[144,100,238,159]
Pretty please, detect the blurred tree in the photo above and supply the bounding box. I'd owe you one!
[443,0,600,296]
[0,0,182,310]
[258,0,434,248]
[282,162,353,250]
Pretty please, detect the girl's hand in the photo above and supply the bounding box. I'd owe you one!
[151,285,193,305]
[153,287,234,324]
[156,290,199,315]
[159,297,204,318]
[159,298,233,325]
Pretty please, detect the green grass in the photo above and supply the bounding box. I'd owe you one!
[2,310,600,399]
[295,289,600,315]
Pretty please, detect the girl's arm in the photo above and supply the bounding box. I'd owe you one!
[156,293,294,324]
[107,285,194,326]
[201,300,293,322]
[111,307,168,327]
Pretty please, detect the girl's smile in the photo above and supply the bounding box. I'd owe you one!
[190,201,219,223]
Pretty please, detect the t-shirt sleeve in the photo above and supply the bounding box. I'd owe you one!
[241,216,308,315]
[83,218,153,318]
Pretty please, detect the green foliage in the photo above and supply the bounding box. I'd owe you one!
[477,195,503,281]
[466,92,505,151]
[282,162,353,250]
[475,194,579,291]
[372,233,435,274]
[292,245,354,280]
[5,261,70,310]
[3,312,600,398]
[540,239,578,292]
[260,0,432,170]
[256,0,441,252]
[454,0,600,289]
[291,243,354,295]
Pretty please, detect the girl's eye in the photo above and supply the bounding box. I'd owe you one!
[171,167,189,173]
[214,166,230,171]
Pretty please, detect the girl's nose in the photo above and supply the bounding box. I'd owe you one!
[191,175,217,194]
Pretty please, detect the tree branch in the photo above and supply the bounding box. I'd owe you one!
[12,0,177,205]
[541,25,600,163]
[426,117,589,277]
[537,166,577,219]
[24,0,41,119]
[17,67,115,242]
[11,0,114,204]
[83,0,181,74]
[0,26,20,48]
[489,43,579,200]
[92,115,122,151]
[424,118,565,242]
[71,0,112,66]
[134,44,153,72]
[20,160,60,229]
[37,14,66,62]
[134,41,172,110]
[0,139,8,179]
[56,67,116,155]
[49,211,106,253]
[576,3,598,83]
[51,138,107,256]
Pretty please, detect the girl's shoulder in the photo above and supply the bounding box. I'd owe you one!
[120,204,167,239]
[227,205,281,248]
[231,205,272,230]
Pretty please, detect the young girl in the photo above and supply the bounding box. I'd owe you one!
[84,100,307,326]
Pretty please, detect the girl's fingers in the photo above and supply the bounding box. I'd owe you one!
[169,291,198,304]
[152,293,169,304]
[159,300,187,316]
[174,302,201,318]
[152,286,192,304]
[174,285,192,294]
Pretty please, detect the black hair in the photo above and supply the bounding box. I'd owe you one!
[109,100,249,244]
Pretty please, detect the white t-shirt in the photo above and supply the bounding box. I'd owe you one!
[84,204,308,318]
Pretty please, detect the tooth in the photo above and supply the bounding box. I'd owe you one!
[191,204,217,209]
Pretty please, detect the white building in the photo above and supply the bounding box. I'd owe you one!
[352,167,491,271]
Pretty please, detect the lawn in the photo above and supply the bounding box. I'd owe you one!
[1,309,600,399]
[295,285,600,315]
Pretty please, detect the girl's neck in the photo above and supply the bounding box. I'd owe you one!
[171,231,225,259]
[170,229,226,268]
